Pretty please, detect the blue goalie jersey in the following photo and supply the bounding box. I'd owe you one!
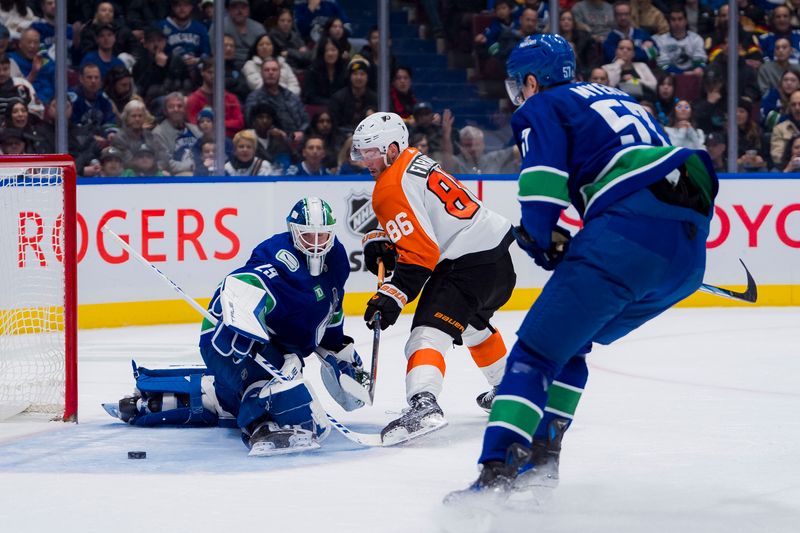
[512,82,718,245]
[199,232,349,357]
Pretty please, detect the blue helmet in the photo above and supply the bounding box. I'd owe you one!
[286,197,337,276]
[505,34,576,106]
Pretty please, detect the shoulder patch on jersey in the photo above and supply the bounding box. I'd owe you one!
[313,285,325,301]
[406,153,437,178]
[275,249,300,272]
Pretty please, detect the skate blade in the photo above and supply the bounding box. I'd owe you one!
[248,439,321,457]
[101,403,122,420]
[381,416,448,446]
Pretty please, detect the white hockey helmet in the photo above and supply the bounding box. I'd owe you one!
[350,112,409,165]
[286,197,337,276]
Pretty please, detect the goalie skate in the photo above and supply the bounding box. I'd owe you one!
[248,421,320,457]
[381,392,447,445]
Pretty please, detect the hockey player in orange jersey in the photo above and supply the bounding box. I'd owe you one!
[351,112,517,444]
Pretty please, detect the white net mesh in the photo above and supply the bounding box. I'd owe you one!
[0,167,68,417]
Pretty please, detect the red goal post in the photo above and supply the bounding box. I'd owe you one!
[0,154,77,422]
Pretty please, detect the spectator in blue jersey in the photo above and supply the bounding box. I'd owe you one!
[249,103,292,172]
[191,106,233,172]
[224,129,275,176]
[152,91,201,174]
[79,23,126,81]
[244,57,309,144]
[653,5,706,77]
[210,0,265,70]
[474,0,518,61]
[286,135,331,176]
[71,63,115,139]
[762,69,800,131]
[602,1,657,64]
[77,2,140,66]
[8,27,55,104]
[160,0,211,92]
[30,0,81,66]
[294,0,351,44]
[446,33,718,505]
[759,5,800,64]
[0,23,8,57]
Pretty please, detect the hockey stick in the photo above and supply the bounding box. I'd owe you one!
[698,259,758,303]
[101,226,384,447]
[367,259,385,405]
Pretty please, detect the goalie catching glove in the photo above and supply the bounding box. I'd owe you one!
[513,224,572,271]
[361,229,397,276]
[315,336,371,410]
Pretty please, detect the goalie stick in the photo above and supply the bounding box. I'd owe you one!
[367,259,385,405]
[698,259,758,303]
[101,226,384,447]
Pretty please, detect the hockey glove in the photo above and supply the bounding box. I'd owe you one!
[315,337,370,411]
[364,283,406,330]
[513,224,571,271]
[361,230,397,276]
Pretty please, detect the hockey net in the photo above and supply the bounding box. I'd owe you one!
[0,155,77,421]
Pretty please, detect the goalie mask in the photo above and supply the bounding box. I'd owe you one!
[287,197,337,276]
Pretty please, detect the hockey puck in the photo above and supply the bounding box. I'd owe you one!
[128,451,146,459]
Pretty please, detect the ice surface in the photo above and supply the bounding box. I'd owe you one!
[1,308,799,533]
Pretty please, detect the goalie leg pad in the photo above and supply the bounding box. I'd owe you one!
[125,360,220,427]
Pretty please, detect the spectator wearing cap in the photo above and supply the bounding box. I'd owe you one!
[159,0,212,92]
[209,0,264,70]
[294,0,351,44]
[242,33,301,95]
[104,65,137,120]
[77,2,140,65]
[0,0,37,41]
[302,36,347,105]
[132,26,170,104]
[79,23,126,81]
[244,56,308,144]
[224,129,275,176]
[98,146,124,177]
[0,127,29,154]
[249,102,292,173]
[409,101,450,155]
[268,8,312,70]
[771,89,800,165]
[652,5,706,77]
[71,63,116,139]
[705,132,726,172]
[286,135,331,177]
[33,95,103,176]
[111,99,170,171]
[328,56,377,133]
[153,92,202,174]
[122,143,167,176]
[191,106,234,173]
[8,27,55,104]
[186,59,245,138]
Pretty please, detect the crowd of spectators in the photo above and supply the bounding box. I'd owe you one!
[1,0,800,174]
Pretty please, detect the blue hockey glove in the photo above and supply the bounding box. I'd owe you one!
[512,224,571,271]
[364,283,406,330]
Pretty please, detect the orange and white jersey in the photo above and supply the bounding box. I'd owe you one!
[372,147,511,272]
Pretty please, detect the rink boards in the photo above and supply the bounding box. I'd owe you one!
[13,174,798,328]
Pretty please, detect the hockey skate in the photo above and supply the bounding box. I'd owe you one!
[102,394,149,424]
[380,392,448,445]
[509,419,568,506]
[247,420,320,457]
[443,443,532,508]
[475,386,497,413]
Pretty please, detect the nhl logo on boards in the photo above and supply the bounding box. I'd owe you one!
[345,192,379,236]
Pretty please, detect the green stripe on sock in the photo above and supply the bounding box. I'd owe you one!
[489,397,542,436]
[546,382,582,417]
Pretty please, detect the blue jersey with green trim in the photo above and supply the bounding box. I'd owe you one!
[512,81,717,247]
[199,232,348,357]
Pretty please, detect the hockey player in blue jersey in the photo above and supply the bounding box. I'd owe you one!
[446,34,718,502]
[104,197,369,456]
